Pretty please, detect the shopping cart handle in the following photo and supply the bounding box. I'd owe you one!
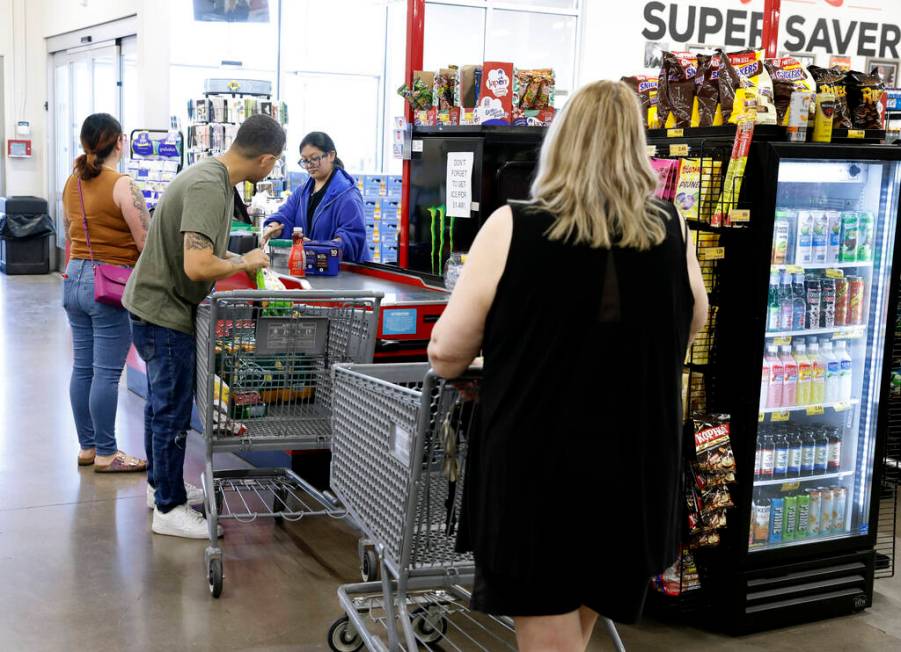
[209,289,384,301]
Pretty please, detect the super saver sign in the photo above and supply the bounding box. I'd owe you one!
[642,1,901,58]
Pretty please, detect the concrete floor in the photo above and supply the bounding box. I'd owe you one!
[1,272,900,651]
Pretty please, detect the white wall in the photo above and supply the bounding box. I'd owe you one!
[1,0,170,200]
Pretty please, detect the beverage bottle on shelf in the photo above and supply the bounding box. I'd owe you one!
[760,433,776,480]
[288,227,306,277]
[827,427,843,473]
[833,486,848,534]
[774,433,789,480]
[760,355,770,409]
[766,344,784,408]
[826,210,842,263]
[795,342,813,406]
[820,278,836,328]
[773,212,792,264]
[792,273,807,330]
[820,487,834,534]
[812,211,829,264]
[788,429,803,478]
[768,273,782,331]
[840,212,859,263]
[857,212,874,262]
[780,275,795,331]
[847,276,865,326]
[823,340,841,403]
[808,338,827,404]
[796,491,811,539]
[753,498,772,545]
[834,277,849,327]
[796,210,814,264]
[805,276,821,330]
[780,345,798,406]
[754,432,764,480]
[784,494,799,542]
[801,428,817,476]
[814,428,829,475]
[770,496,785,544]
[835,340,854,401]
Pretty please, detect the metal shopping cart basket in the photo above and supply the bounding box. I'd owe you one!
[195,290,382,597]
[326,363,625,652]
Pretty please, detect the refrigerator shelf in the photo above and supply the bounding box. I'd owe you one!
[754,470,854,487]
[749,529,854,552]
[759,399,859,415]
[765,325,867,338]
[770,262,873,271]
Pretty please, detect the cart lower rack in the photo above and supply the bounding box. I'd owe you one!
[327,363,625,651]
[195,290,382,597]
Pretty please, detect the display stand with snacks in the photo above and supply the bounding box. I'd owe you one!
[186,78,288,203]
[127,128,184,211]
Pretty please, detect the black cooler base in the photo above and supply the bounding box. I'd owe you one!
[0,236,51,275]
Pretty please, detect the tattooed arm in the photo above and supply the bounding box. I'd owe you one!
[114,176,151,251]
[183,231,270,282]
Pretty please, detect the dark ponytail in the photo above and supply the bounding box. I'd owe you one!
[74,113,123,180]
[300,131,343,169]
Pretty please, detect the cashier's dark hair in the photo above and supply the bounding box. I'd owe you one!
[232,114,287,158]
[300,131,344,169]
[74,113,123,181]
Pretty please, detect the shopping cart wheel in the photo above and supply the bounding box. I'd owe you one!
[327,616,363,652]
[410,606,448,644]
[208,558,223,598]
[361,548,381,582]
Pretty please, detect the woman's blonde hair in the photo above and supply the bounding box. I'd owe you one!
[530,80,668,251]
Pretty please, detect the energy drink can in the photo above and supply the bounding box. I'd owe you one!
[813,92,836,143]
[840,212,859,262]
[797,493,811,539]
[832,487,848,533]
[820,487,834,535]
[847,276,865,325]
[784,495,799,541]
[770,497,785,544]
[807,488,822,536]
[834,277,849,327]
[753,498,772,544]
[857,212,874,262]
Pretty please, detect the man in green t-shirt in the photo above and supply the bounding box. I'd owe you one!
[124,114,284,539]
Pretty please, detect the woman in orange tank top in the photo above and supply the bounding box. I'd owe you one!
[63,113,150,472]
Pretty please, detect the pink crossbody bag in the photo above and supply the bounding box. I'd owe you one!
[77,178,132,308]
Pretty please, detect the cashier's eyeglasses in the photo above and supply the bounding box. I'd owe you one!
[298,153,331,169]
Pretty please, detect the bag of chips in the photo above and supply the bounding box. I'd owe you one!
[808,65,854,128]
[846,69,886,129]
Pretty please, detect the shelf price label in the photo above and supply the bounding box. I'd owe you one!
[698,246,725,261]
[670,143,689,156]
[771,411,791,422]
[667,128,685,138]
[729,209,751,223]
[786,265,804,274]
[759,412,765,422]
[834,401,852,412]
[848,129,866,139]
[833,329,864,340]
[647,145,657,157]
[781,481,801,492]
[774,336,793,346]
[825,268,845,279]
[806,405,825,416]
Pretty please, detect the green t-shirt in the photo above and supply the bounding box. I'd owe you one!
[123,158,234,334]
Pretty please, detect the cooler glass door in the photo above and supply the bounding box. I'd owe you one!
[750,158,901,552]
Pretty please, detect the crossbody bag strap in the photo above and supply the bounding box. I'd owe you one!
[77,177,97,268]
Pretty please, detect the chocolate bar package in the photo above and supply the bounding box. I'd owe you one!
[695,54,722,127]
[622,75,659,128]
[658,51,697,129]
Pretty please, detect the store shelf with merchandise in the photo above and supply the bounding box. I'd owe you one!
[765,325,866,338]
[755,471,854,487]
[646,124,886,145]
[759,399,859,415]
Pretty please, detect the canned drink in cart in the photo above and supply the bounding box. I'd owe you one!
[783,495,798,541]
[847,276,865,325]
[807,488,822,536]
[797,492,811,539]
[820,487,834,535]
[833,487,848,533]
[834,277,849,327]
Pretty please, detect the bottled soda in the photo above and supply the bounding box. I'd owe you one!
[760,433,776,480]
[792,273,807,330]
[288,227,306,277]
[814,428,829,475]
[768,272,782,331]
[805,276,821,330]
[801,429,817,476]
[827,427,843,473]
[774,433,789,480]
[788,430,803,477]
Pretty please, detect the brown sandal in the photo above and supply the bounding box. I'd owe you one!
[78,450,96,466]
[94,451,148,473]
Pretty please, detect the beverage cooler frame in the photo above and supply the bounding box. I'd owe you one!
[707,141,901,632]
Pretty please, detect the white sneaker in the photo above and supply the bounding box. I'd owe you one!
[152,504,223,539]
[146,482,205,509]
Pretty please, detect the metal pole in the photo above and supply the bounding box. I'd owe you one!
[762,0,781,58]
[399,0,425,269]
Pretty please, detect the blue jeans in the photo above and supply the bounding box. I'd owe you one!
[63,258,132,457]
[130,316,195,513]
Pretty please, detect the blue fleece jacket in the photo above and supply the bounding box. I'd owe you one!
[264,168,369,263]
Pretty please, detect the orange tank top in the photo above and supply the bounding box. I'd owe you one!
[64,168,140,267]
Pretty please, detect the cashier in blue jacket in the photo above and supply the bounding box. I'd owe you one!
[261,131,368,262]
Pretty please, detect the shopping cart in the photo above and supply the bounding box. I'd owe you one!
[326,363,626,652]
[194,290,383,597]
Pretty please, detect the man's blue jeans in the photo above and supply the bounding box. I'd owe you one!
[130,315,194,513]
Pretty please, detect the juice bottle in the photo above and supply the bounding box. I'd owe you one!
[835,340,853,401]
[780,345,798,407]
[795,342,812,406]
[822,340,841,403]
[808,338,827,404]
[289,227,306,277]
[766,344,784,408]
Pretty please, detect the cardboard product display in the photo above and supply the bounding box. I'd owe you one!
[457,65,482,109]
[477,61,514,125]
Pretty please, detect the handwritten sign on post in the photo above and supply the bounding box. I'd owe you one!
[446,152,474,218]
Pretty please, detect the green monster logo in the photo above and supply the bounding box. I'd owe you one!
[426,205,456,276]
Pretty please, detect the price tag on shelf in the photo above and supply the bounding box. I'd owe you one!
[774,336,792,346]
[806,405,825,416]
[834,401,851,412]
[771,411,790,422]
[729,209,751,223]
[848,129,866,139]
[825,268,845,279]
[670,143,689,156]
[759,412,765,423]
[667,128,685,138]
[647,145,657,157]
[786,265,805,274]
[833,328,865,340]
[698,246,725,261]
[781,481,801,492]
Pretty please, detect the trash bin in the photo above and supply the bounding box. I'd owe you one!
[0,196,53,275]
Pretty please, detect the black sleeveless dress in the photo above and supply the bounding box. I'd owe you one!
[459,200,694,622]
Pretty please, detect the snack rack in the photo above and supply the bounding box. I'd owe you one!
[186,78,288,202]
[127,128,184,211]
